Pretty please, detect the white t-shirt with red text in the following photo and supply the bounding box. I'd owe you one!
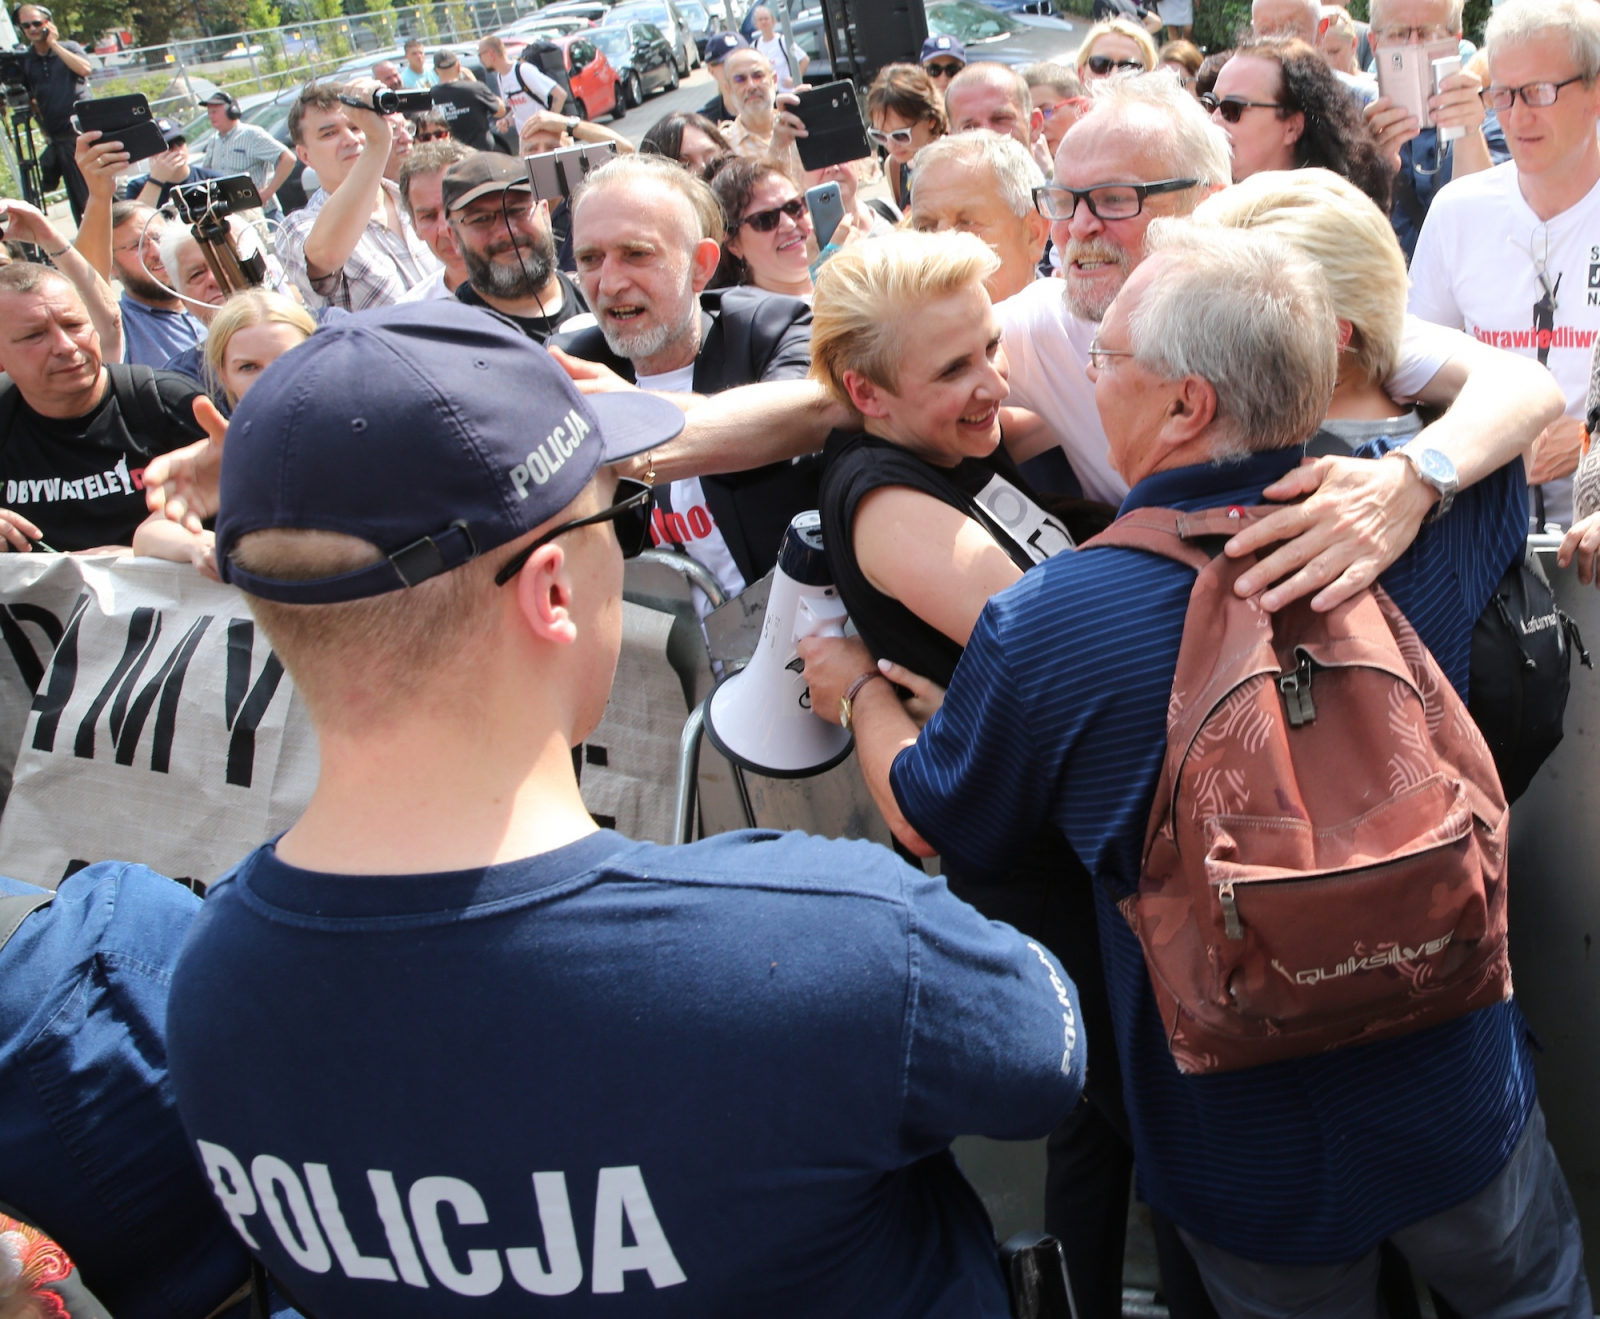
[637,364,747,615]
[1408,161,1600,526]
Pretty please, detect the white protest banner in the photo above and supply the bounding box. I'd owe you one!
[0,556,318,889]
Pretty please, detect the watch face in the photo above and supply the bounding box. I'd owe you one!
[1417,447,1456,485]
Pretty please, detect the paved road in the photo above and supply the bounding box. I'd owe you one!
[613,64,722,145]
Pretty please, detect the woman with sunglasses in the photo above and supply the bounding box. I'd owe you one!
[711,156,821,300]
[804,228,1147,1319]
[1205,38,1392,209]
[865,63,948,211]
[1073,19,1158,84]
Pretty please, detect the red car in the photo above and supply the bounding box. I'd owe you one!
[554,31,623,122]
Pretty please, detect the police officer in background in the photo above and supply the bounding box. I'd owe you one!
[16,3,93,223]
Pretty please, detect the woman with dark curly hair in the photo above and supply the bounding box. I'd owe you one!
[1205,37,1392,210]
[640,110,732,175]
[710,155,817,299]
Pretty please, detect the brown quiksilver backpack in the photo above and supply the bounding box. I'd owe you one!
[1083,505,1512,1076]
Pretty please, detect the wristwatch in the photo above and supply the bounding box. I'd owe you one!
[838,671,884,733]
[565,115,580,135]
[1392,441,1459,522]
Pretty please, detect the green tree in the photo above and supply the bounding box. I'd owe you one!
[363,0,396,47]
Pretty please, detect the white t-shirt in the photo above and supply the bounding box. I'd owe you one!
[1408,160,1600,526]
[637,363,747,615]
[504,61,561,130]
[753,33,798,88]
[396,267,452,303]
[996,277,1460,506]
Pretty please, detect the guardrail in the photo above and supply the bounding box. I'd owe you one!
[80,1,541,129]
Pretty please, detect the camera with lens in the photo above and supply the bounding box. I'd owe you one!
[0,50,29,93]
[339,87,433,116]
[171,173,262,226]
[169,173,269,295]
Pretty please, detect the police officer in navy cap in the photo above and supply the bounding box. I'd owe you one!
[920,34,967,94]
[698,30,749,122]
[154,299,1088,1319]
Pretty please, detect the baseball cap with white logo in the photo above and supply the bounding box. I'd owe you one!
[215,301,683,604]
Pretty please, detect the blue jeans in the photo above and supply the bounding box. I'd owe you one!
[1180,1104,1591,1319]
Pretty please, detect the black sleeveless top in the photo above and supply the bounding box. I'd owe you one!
[819,429,1072,687]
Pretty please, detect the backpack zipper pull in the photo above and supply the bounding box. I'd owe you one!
[1217,880,1244,940]
[1278,655,1316,727]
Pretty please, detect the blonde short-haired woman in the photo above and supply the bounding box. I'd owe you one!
[204,290,318,408]
[1075,18,1159,82]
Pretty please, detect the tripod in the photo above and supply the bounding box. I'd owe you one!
[2,89,46,209]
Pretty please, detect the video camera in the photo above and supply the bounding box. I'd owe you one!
[0,49,26,90]
[169,173,270,297]
[339,87,433,116]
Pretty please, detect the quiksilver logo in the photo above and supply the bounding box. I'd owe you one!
[1271,933,1453,986]
[509,409,592,498]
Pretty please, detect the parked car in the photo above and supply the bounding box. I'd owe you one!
[496,13,597,40]
[793,0,1081,78]
[604,0,698,74]
[674,0,715,56]
[538,0,614,21]
[553,30,624,120]
[590,20,679,108]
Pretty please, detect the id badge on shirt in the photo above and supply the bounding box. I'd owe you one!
[971,474,1074,565]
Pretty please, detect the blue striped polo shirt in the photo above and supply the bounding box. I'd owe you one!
[892,443,1537,1264]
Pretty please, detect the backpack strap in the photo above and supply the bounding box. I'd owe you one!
[104,362,168,455]
[1082,505,1274,571]
[0,374,22,443]
[0,890,52,953]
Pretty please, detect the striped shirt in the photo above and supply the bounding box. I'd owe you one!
[891,441,1537,1264]
[197,122,289,204]
[274,182,441,313]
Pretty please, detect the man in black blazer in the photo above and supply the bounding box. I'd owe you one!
[553,154,817,612]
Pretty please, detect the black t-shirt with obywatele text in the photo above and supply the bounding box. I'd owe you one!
[431,78,504,152]
[1,368,206,551]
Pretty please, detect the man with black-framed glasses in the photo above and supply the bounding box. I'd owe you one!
[160,299,1089,1318]
[441,152,592,342]
[1409,0,1600,528]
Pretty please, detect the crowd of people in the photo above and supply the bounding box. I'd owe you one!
[2,0,1600,1313]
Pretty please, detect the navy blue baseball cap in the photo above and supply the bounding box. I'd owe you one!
[215,301,684,604]
[920,34,966,64]
[704,31,746,64]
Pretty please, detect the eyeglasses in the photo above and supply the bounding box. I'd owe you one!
[730,69,771,85]
[1483,75,1584,111]
[924,60,963,77]
[732,195,806,233]
[869,124,916,146]
[494,479,654,586]
[18,19,46,28]
[1032,177,1198,221]
[416,129,450,141]
[1201,94,1282,123]
[1370,22,1455,44]
[1086,334,1136,371]
[1086,55,1144,76]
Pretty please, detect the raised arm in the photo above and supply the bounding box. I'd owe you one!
[1226,335,1563,611]
[3,199,123,362]
[70,129,128,282]
[302,92,392,280]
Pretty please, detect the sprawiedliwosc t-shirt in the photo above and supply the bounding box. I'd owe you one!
[0,369,205,551]
[431,78,504,152]
[166,829,1085,1318]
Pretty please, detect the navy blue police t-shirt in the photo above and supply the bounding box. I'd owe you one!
[166,828,1085,1317]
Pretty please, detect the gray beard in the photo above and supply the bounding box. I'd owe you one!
[463,233,555,301]
[599,294,701,365]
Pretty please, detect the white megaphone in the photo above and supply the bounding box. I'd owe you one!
[703,511,854,778]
